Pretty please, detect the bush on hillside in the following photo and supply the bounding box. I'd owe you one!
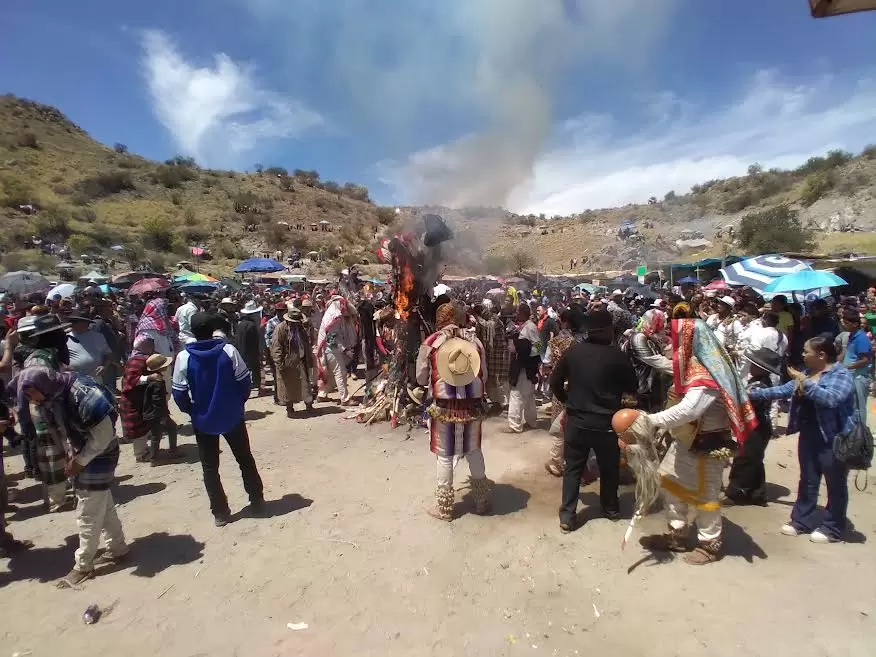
[264,166,288,177]
[294,169,320,187]
[165,155,197,168]
[862,144,876,160]
[747,163,763,176]
[17,132,39,149]
[32,207,71,239]
[279,175,294,192]
[376,207,396,226]
[122,244,145,268]
[216,239,246,260]
[171,192,182,206]
[142,216,177,251]
[181,227,208,244]
[72,207,97,223]
[114,143,128,154]
[721,190,755,213]
[263,223,289,248]
[663,190,677,202]
[737,204,813,254]
[799,172,835,206]
[66,234,95,255]
[76,171,135,201]
[183,208,197,226]
[795,149,853,176]
[155,164,197,189]
[1,177,36,208]
[510,250,535,273]
[342,182,369,202]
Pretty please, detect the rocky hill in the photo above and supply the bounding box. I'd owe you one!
[0,95,394,277]
[2,94,876,280]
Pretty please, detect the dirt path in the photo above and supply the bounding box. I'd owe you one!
[2,396,875,657]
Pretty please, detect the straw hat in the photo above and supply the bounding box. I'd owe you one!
[436,337,481,387]
[284,307,305,323]
[146,354,171,373]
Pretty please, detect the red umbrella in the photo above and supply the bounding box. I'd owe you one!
[127,277,170,296]
[703,279,729,291]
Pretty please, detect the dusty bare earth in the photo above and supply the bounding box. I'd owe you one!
[3,391,876,657]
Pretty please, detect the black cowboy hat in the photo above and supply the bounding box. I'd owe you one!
[30,313,72,337]
[743,348,782,377]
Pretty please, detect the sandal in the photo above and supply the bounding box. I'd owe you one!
[544,462,563,477]
[57,568,95,588]
[683,539,723,565]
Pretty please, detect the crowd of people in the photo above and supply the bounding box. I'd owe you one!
[0,275,872,583]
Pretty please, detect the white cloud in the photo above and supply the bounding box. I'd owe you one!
[385,69,876,214]
[141,30,323,165]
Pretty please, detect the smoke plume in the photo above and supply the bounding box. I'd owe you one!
[245,0,676,207]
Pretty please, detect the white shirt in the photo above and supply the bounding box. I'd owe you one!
[650,387,729,434]
[748,321,786,356]
[174,301,198,345]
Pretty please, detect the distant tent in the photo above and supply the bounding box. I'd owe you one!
[810,0,876,17]
[82,270,108,281]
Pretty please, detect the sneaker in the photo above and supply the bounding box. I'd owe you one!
[214,514,232,527]
[780,523,802,536]
[603,509,622,522]
[810,529,839,544]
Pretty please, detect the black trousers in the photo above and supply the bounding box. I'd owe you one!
[195,422,264,517]
[727,426,771,502]
[148,416,178,458]
[560,425,620,524]
[21,430,39,475]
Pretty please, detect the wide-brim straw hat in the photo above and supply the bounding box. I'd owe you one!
[284,308,305,323]
[240,300,262,315]
[436,337,481,387]
[146,354,171,373]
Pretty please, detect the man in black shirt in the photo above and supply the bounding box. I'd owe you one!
[550,308,637,532]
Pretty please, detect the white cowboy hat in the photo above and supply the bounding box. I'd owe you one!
[240,300,263,314]
[219,297,236,306]
[436,337,481,387]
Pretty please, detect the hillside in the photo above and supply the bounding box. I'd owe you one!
[0,95,393,277]
[2,93,876,281]
[483,146,876,274]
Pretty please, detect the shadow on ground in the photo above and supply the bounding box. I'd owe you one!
[229,493,314,523]
[0,535,78,586]
[114,481,168,505]
[126,532,206,578]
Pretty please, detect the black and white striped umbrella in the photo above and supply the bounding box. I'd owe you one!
[719,255,811,293]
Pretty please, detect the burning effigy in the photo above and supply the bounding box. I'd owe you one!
[357,213,453,428]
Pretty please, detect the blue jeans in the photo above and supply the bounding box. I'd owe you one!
[791,427,849,538]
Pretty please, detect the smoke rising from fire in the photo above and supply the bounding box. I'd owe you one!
[244,0,677,208]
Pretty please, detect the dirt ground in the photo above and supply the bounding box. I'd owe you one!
[2,392,876,657]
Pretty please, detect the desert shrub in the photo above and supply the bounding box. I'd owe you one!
[738,204,813,254]
[142,216,176,251]
[862,144,876,160]
[66,234,95,254]
[76,170,135,201]
[116,157,140,169]
[183,208,197,226]
[795,150,853,176]
[663,190,677,202]
[376,207,396,226]
[122,244,145,267]
[279,176,294,191]
[322,181,341,195]
[510,250,535,273]
[1,177,36,208]
[17,132,39,149]
[155,164,197,189]
[216,239,246,260]
[32,207,71,239]
[799,172,835,206]
[165,155,197,168]
[747,163,763,176]
[181,227,208,243]
[51,183,73,196]
[342,182,369,202]
[721,190,755,213]
[171,192,182,206]
[294,169,320,186]
[264,166,288,177]
[263,223,289,248]
[71,207,97,223]
[114,143,128,154]
[315,197,331,211]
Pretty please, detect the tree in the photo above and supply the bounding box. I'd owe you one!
[254,163,264,174]
[510,250,535,273]
[747,163,763,176]
[67,234,95,254]
[799,172,835,207]
[737,204,814,254]
[862,144,876,160]
[32,206,70,239]
[142,216,177,251]
[664,190,677,202]
[114,143,128,154]
[376,207,396,226]
[265,166,288,177]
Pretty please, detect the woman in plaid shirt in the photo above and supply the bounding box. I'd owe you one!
[748,336,857,544]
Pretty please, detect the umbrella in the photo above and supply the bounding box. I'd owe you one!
[191,246,206,257]
[0,271,51,295]
[82,270,108,281]
[46,283,76,300]
[98,284,120,294]
[702,279,729,291]
[676,276,699,284]
[128,277,170,296]
[178,281,219,294]
[218,278,244,292]
[810,0,876,18]
[174,271,216,283]
[112,271,165,285]
[719,255,811,293]
[574,283,606,295]
[763,270,847,293]
[234,258,285,274]
[486,287,505,295]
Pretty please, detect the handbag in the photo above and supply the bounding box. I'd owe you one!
[832,393,873,474]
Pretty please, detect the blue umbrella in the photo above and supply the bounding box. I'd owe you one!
[719,255,811,293]
[234,258,285,274]
[676,276,699,284]
[178,281,219,294]
[763,270,847,293]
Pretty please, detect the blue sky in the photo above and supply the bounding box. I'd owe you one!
[2,1,876,214]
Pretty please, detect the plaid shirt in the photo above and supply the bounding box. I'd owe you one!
[749,364,857,444]
[265,316,282,349]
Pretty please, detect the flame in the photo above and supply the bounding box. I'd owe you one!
[395,260,416,320]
